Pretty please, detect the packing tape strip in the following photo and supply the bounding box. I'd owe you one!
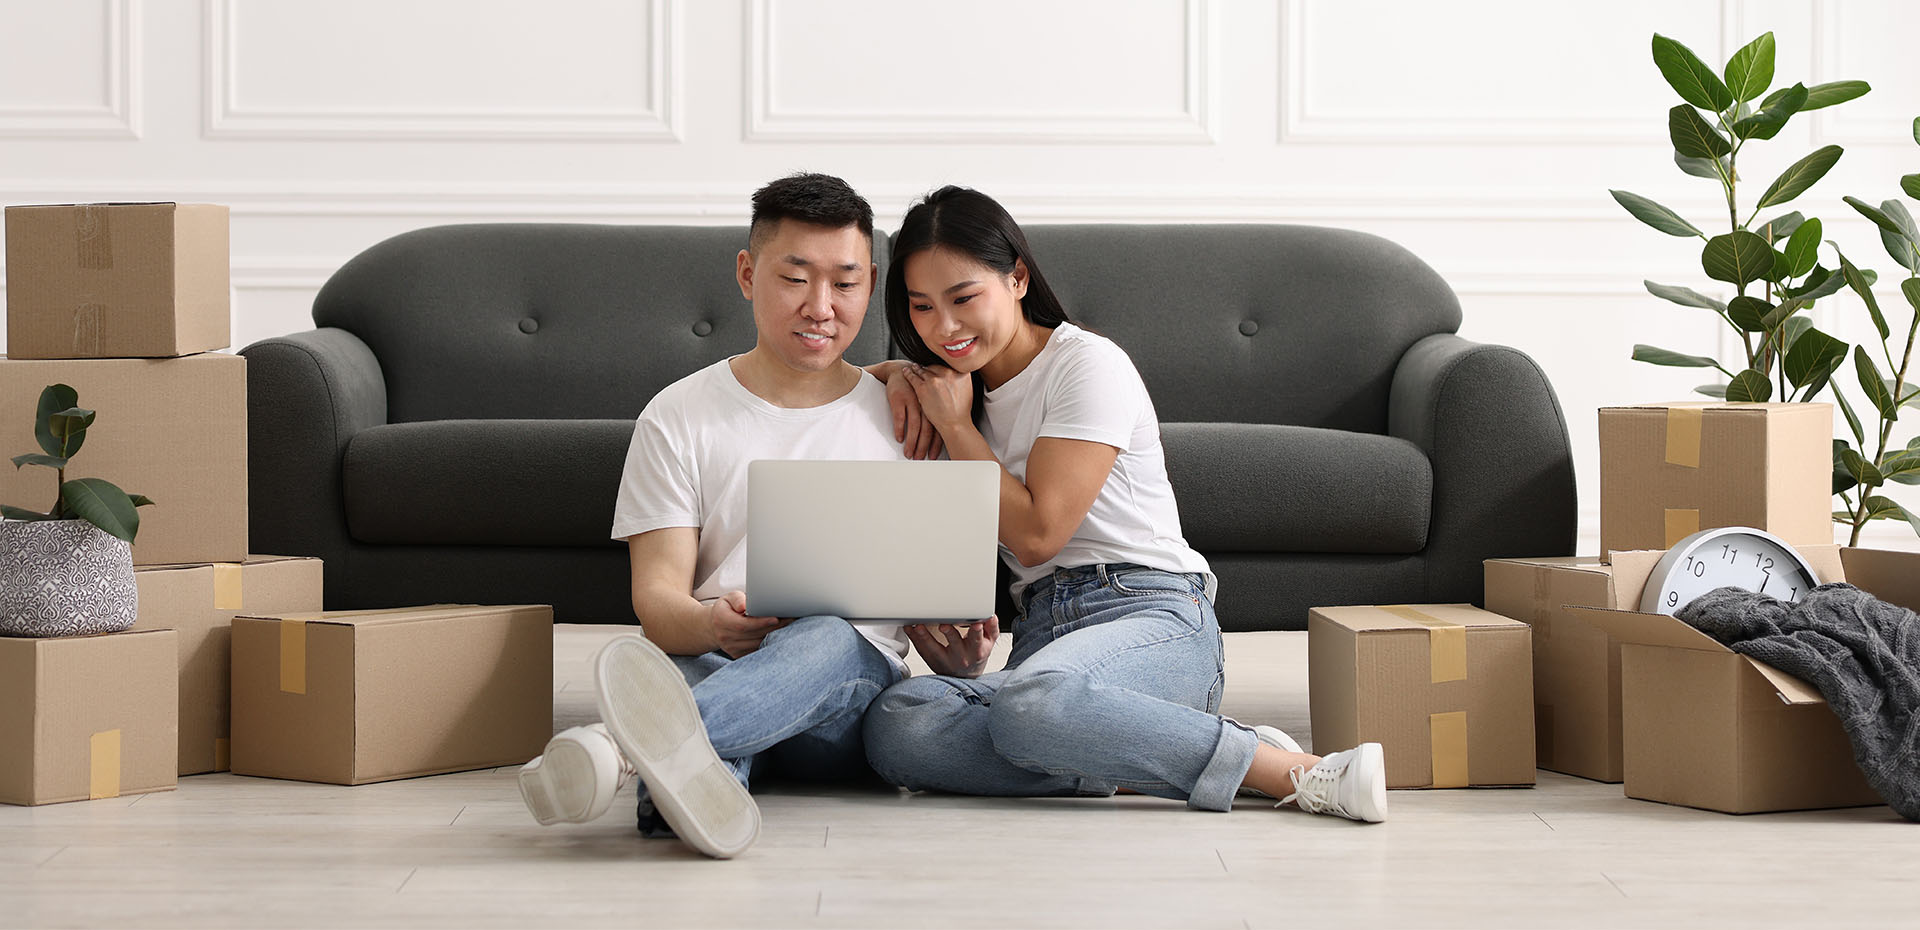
[90,729,122,800]
[213,737,230,772]
[1664,406,1703,468]
[212,563,243,611]
[1381,605,1468,683]
[73,304,103,356]
[76,204,112,269]
[280,619,307,695]
[1664,508,1701,547]
[1430,711,1469,789]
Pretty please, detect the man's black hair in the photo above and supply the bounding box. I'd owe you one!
[747,172,875,256]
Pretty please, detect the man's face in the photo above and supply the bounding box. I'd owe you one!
[736,220,874,373]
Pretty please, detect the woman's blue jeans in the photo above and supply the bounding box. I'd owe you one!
[861,563,1261,812]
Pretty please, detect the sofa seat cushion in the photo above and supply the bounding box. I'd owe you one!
[344,420,633,546]
[1161,423,1430,554]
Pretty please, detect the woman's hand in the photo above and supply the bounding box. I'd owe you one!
[902,364,975,434]
[887,366,945,460]
[905,615,999,678]
[708,590,791,658]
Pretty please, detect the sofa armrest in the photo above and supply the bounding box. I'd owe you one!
[1388,333,1576,602]
[240,328,388,569]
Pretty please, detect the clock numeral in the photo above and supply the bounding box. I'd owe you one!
[1666,591,1679,608]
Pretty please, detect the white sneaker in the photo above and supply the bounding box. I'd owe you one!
[517,724,638,826]
[1234,723,1304,799]
[594,635,760,859]
[1280,742,1388,823]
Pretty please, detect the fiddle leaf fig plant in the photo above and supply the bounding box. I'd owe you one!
[1825,117,1920,545]
[3,384,153,543]
[1612,31,1870,402]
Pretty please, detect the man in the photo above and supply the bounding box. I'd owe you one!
[514,173,997,859]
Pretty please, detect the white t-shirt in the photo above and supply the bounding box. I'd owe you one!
[982,323,1215,602]
[610,359,910,668]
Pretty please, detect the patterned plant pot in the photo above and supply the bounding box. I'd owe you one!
[0,519,137,637]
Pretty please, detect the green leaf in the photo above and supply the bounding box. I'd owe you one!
[1702,230,1777,285]
[1669,104,1732,158]
[1782,314,1814,353]
[1653,34,1735,111]
[1856,345,1899,418]
[1846,195,1904,235]
[1835,440,1860,494]
[1902,174,1920,201]
[1877,200,1920,273]
[1645,280,1727,312]
[1784,327,1847,389]
[1723,33,1776,102]
[1884,377,1920,409]
[59,477,140,543]
[10,453,69,470]
[1783,217,1822,278]
[1914,116,1920,146]
[1727,295,1774,332]
[1835,247,1889,340]
[1880,450,1920,485]
[1784,265,1845,300]
[32,384,79,458]
[1726,368,1773,402]
[1843,447,1884,487]
[1798,80,1871,111]
[1695,383,1729,399]
[1633,344,1723,369]
[1733,82,1805,140]
[0,504,54,521]
[1836,386,1867,447]
[1610,190,1704,238]
[1676,152,1729,180]
[1801,352,1846,402]
[1756,145,1843,209]
[1759,212,1805,241]
[1904,278,1920,313]
[127,494,154,508]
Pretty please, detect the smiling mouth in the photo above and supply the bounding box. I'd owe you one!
[798,332,833,345]
[943,337,977,353]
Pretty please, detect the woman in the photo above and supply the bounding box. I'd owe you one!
[862,186,1386,822]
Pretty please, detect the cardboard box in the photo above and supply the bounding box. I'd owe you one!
[1308,604,1535,789]
[1598,402,1832,556]
[4,203,230,359]
[131,556,324,775]
[0,630,178,805]
[0,353,246,565]
[230,604,553,785]
[1483,556,1628,782]
[1568,545,1883,815]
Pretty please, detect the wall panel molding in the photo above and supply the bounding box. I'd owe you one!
[0,0,140,138]
[743,0,1215,143]
[203,0,681,141]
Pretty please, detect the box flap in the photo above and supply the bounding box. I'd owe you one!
[1308,603,1525,633]
[236,604,548,627]
[1838,547,1920,610]
[1599,401,1794,413]
[1484,555,1612,573]
[1742,657,1827,705]
[1564,606,1733,653]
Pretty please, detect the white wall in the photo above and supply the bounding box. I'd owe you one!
[3,0,1919,551]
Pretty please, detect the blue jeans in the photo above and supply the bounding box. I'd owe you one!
[861,563,1259,812]
[637,615,905,834]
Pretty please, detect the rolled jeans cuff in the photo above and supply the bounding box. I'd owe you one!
[1189,720,1258,812]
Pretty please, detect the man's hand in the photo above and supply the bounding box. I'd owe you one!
[887,366,946,460]
[710,590,790,658]
[905,615,1000,678]
[902,364,975,435]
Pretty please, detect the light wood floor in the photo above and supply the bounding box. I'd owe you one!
[4,625,1913,930]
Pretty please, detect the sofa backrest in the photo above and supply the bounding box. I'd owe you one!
[312,224,893,423]
[1018,225,1460,433]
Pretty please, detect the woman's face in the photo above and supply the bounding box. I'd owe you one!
[901,245,1029,376]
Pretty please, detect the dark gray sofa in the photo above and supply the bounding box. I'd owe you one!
[242,223,1575,631]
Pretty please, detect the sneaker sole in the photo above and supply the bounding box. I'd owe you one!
[1347,742,1389,823]
[594,636,759,858]
[517,738,610,826]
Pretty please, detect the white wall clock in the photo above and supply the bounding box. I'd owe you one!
[1638,526,1823,616]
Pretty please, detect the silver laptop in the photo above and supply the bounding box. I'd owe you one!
[747,459,1000,625]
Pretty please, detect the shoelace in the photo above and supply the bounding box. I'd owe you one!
[586,724,640,782]
[1279,762,1338,813]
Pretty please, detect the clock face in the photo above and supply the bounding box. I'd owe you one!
[1639,527,1822,616]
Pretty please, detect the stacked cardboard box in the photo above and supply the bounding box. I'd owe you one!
[2,203,242,803]
[1482,557,1627,782]
[1307,604,1534,788]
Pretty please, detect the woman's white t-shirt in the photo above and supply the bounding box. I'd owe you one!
[981,323,1215,601]
[610,359,911,669]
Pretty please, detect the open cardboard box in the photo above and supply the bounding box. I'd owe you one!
[1568,544,1893,814]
